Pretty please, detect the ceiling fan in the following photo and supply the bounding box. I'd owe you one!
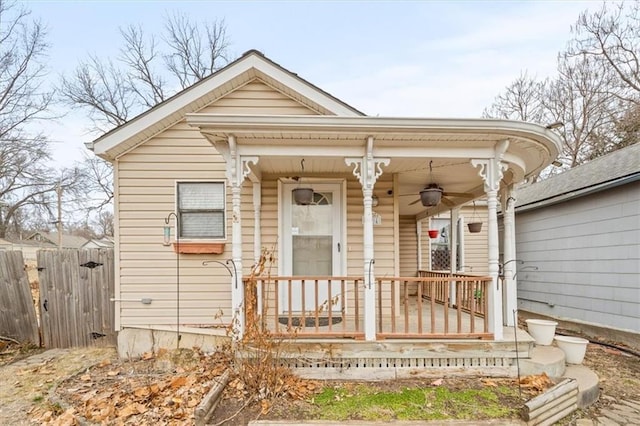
[400,185,474,207]
[399,160,474,207]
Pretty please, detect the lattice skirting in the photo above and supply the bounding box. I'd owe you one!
[278,356,515,369]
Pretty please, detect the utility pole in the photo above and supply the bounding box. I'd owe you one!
[57,183,62,249]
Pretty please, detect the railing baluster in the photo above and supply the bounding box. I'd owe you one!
[389,278,395,333]
[430,279,436,333]
[341,279,346,332]
[378,279,383,333]
[483,279,489,332]
[417,279,423,334]
[328,278,333,332]
[354,278,360,332]
[404,279,410,333]
[301,278,306,331]
[456,280,462,333]
[314,279,319,332]
[469,279,476,334]
[444,279,449,335]
[288,279,293,330]
[274,279,279,333]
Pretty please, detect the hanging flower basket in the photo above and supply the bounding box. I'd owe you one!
[293,187,314,205]
[467,222,483,233]
[420,186,443,207]
[428,229,439,239]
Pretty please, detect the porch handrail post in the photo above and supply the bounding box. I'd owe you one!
[472,140,508,340]
[346,137,390,342]
[502,186,517,326]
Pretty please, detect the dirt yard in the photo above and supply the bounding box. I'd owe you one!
[0,337,638,425]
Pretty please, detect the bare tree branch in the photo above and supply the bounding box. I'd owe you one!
[59,12,231,134]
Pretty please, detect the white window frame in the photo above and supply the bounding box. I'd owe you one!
[175,180,226,241]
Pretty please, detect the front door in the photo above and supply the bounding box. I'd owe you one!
[282,182,343,314]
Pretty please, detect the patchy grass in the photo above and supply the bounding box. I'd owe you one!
[306,383,519,421]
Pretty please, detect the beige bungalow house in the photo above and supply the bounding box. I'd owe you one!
[89,50,561,374]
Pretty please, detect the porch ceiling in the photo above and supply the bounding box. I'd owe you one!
[186,114,563,217]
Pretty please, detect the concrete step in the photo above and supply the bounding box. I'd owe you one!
[518,345,566,377]
[563,365,599,408]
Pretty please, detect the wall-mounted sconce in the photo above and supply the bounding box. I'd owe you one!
[372,195,379,207]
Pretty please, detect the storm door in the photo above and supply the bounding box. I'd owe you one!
[282,183,343,314]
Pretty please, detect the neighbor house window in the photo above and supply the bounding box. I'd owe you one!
[177,182,225,239]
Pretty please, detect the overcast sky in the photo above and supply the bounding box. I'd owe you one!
[23,0,602,167]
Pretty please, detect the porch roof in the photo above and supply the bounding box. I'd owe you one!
[187,114,562,216]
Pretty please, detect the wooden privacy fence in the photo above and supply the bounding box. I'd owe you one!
[38,249,115,348]
[0,250,40,345]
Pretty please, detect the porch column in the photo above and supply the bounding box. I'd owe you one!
[449,207,460,307]
[502,186,517,326]
[346,136,390,341]
[472,140,509,340]
[253,182,262,264]
[212,134,259,339]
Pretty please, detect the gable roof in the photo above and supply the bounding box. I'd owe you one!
[89,50,364,161]
[515,143,640,212]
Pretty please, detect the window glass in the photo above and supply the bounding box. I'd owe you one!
[177,182,225,239]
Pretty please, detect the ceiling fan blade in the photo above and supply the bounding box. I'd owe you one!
[441,197,455,207]
[442,192,474,198]
[408,198,422,206]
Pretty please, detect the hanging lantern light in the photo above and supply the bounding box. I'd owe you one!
[420,161,443,207]
[293,159,314,205]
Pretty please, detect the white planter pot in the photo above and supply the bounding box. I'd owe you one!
[555,335,589,364]
[525,319,558,346]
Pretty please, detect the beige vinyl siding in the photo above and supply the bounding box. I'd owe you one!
[461,205,489,275]
[117,124,234,327]
[399,217,418,277]
[198,80,319,115]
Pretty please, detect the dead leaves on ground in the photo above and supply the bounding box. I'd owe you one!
[32,349,229,425]
[31,348,321,425]
[519,373,553,392]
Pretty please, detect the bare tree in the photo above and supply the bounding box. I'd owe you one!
[568,1,640,104]
[482,72,548,123]
[0,0,62,238]
[60,12,231,133]
[545,53,618,168]
[77,152,113,210]
[92,210,114,238]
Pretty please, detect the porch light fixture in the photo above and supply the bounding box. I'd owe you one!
[292,159,314,205]
[372,195,379,207]
[419,161,443,207]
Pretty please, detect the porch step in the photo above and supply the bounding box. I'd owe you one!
[278,339,532,380]
[563,365,599,408]
[519,345,566,378]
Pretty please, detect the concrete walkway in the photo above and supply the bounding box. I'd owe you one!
[576,397,640,426]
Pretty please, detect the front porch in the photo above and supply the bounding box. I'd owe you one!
[242,272,538,378]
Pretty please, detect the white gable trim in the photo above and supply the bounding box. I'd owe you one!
[91,52,362,159]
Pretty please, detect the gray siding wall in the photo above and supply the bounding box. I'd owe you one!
[515,181,640,333]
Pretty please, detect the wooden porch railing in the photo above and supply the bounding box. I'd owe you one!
[244,276,365,339]
[244,274,492,340]
[376,276,491,339]
[418,270,488,317]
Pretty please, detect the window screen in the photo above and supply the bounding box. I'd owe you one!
[177,182,225,239]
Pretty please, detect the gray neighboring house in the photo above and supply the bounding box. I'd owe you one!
[514,143,640,340]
